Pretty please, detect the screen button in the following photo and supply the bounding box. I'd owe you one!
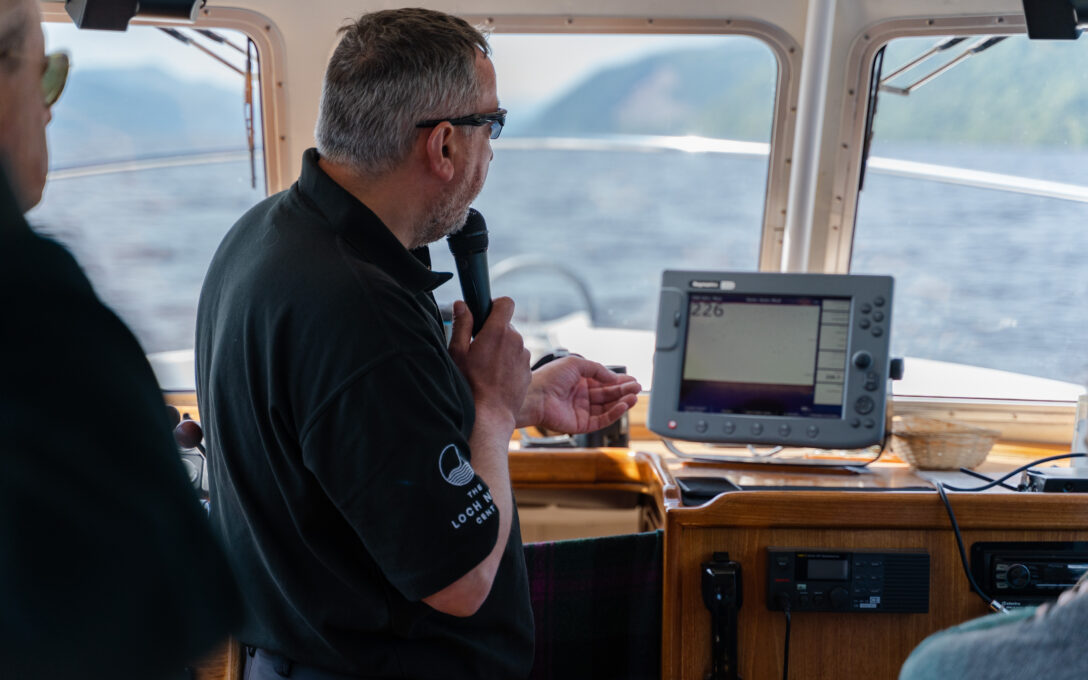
[723,421,736,435]
[778,424,791,437]
[751,423,764,436]
[854,396,875,415]
[806,425,820,438]
[695,420,708,434]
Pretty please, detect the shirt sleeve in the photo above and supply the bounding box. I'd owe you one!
[299,346,499,602]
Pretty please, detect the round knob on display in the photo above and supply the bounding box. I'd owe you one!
[829,586,850,610]
[852,351,873,370]
[1006,564,1031,589]
[175,419,205,452]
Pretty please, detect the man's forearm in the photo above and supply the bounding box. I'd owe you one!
[465,404,515,573]
[422,404,514,616]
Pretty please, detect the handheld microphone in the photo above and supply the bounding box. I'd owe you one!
[447,208,492,337]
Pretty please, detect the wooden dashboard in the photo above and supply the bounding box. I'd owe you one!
[509,444,1088,680]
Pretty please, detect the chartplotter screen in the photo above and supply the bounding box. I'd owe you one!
[649,272,894,449]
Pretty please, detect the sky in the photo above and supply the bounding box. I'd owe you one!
[44,22,738,116]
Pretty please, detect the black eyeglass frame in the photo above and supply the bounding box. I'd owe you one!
[416,108,507,140]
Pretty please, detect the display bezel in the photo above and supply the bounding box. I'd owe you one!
[648,270,895,451]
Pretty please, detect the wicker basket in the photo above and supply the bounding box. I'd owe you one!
[890,416,1000,470]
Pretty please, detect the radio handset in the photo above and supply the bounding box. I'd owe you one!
[447,208,493,337]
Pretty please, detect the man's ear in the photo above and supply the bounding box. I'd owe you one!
[424,123,457,183]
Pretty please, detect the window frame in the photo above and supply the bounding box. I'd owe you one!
[829,13,1079,443]
[40,1,291,193]
[461,15,801,272]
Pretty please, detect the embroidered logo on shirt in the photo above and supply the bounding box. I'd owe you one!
[439,443,475,486]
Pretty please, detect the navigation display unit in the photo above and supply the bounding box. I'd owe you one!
[648,271,894,449]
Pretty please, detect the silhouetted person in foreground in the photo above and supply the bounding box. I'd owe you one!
[0,0,239,677]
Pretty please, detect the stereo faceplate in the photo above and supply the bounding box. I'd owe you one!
[972,541,1088,607]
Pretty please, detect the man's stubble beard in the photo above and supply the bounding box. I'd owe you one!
[413,161,485,249]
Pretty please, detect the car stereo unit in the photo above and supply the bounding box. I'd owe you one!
[647,271,895,449]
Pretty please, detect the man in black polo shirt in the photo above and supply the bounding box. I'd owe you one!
[196,8,640,680]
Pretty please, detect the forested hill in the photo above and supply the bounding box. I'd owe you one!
[47,66,244,168]
[522,39,776,141]
[526,35,1088,147]
[45,34,1088,166]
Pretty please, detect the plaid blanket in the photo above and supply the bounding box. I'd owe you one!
[524,530,663,680]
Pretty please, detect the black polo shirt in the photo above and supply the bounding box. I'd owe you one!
[0,169,239,678]
[196,149,533,679]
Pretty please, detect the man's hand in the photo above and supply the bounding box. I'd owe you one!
[448,298,532,428]
[518,356,641,433]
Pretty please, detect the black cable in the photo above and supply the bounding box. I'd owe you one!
[851,430,889,468]
[941,452,1086,492]
[934,481,1008,613]
[781,603,791,680]
[957,467,1017,491]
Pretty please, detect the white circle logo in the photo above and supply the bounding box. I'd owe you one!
[438,444,475,486]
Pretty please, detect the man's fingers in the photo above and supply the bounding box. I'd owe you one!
[577,359,642,389]
[587,399,633,431]
[448,300,472,355]
[479,296,516,332]
[589,380,642,404]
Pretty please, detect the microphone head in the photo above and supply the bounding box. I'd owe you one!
[447,208,489,256]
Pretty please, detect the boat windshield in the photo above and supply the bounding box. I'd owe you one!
[428,32,778,330]
[28,22,265,362]
[853,34,1088,397]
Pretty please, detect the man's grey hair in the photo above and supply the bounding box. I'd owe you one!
[0,0,29,75]
[315,8,490,176]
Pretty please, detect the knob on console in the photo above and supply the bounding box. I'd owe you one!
[830,586,850,610]
[1006,564,1031,589]
[852,351,873,369]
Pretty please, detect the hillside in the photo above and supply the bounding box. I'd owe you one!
[526,35,1088,147]
[47,66,247,168]
[524,40,777,141]
[43,34,1088,167]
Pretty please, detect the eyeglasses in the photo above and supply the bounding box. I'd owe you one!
[416,108,507,140]
[42,52,69,108]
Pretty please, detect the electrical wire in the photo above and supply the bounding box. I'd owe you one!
[957,467,1017,491]
[850,430,890,468]
[932,451,1086,614]
[781,604,792,680]
[940,453,1086,492]
[934,481,1009,614]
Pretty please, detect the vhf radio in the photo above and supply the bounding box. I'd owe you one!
[766,548,930,613]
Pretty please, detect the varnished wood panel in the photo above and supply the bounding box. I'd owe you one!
[663,490,1088,680]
